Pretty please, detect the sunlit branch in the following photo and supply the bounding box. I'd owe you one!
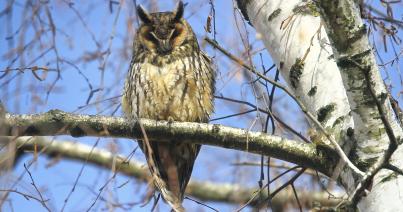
[1,109,337,175]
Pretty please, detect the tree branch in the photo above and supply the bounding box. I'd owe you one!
[11,137,341,208]
[1,109,338,176]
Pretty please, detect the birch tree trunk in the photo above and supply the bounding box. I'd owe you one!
[236,0,403,211]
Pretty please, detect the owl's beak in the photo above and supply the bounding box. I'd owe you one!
[157,39,172,54]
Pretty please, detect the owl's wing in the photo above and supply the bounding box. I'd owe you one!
[122,51,142,117]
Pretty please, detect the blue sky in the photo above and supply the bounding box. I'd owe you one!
[0,0,402,211]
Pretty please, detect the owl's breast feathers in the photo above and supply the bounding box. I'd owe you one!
[123,48,214,122]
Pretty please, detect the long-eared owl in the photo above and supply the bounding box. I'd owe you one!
[122,1,215,211]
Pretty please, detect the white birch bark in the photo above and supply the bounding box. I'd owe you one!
[237,0,403,211]
[237,0,357,189]
[239,0,353,131]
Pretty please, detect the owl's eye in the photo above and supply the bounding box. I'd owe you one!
[171,29,179,38]
[144,30,158,43]
[171,24,184,38]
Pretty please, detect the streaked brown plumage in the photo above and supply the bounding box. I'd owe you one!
[122,2,215,211]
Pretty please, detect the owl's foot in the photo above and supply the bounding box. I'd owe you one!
[128,118,138,128]
[126,117,141,138]
[167,116,175,130]
[167,116,175,124]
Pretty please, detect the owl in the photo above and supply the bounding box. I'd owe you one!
[122,1,215,211]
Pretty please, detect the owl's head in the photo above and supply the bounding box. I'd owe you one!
[136,1,194,55]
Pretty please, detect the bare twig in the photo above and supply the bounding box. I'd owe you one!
[61,139,101,212]
[231,161,324,177]
[263,168,306,205]
[184,197,219,212]
[23,163,51,212]
[235,166,302,211]
[0,189,49,206]
[291,183,303,212]
[215,96,310,143]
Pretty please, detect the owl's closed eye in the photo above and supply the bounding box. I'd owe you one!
[137,2,189,54]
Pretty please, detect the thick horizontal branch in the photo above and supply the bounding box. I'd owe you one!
[2,110,338,175]
[10,137,341,208]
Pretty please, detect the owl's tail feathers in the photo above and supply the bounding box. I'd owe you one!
[152,170,185,212]
[140,141,200,212]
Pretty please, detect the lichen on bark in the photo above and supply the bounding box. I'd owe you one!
[268,8,281,21]
[317,103,336,123]
[289,58,304,88]
[293,2,320,16]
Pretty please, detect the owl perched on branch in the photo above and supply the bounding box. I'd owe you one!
[122,1,215,211]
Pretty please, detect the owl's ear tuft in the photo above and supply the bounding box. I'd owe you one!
[137,5,152,24]
[173,1,184,22]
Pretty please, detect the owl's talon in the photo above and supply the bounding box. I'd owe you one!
[127,119,140,139]
[128,119,137,129]
[167,116,175,126]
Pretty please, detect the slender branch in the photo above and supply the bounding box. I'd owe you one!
[363,3,403,28]
[1,110,337,175]
[291,183,303,212]
[214,95,309,143]
[23,163,51,212]
[384,164,403,176]
[231,162,326,178]
[265,168,306,203]
[0,189,50,206]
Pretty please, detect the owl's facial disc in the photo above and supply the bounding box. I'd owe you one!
[137,1,187,55]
